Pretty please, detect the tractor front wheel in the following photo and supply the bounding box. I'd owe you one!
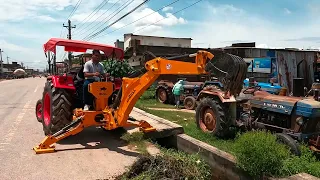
[41,81,74,136]
[195,97,230,137]
[35,99,43,122]
[276,133,301,156]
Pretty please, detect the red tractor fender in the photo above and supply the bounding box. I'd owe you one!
[47,75,76,91]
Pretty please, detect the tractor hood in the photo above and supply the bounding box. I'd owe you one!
[296,98,320,118]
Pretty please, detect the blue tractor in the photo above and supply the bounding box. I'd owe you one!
[243,78,282,94]
[196,77,320,155]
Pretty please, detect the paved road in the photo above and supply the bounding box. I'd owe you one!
[0,78,138,180]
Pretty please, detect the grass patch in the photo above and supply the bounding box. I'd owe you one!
[135,88,175,109]
[134,89,320,178]
[120,131,149,155]
[116,148,212,180]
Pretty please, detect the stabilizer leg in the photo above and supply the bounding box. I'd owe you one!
[33,116,85,154]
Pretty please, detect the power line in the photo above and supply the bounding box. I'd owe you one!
[78,0,132,40]
[131,0,203,35]
[72,0,110,35]
[65,0,83,24]
[84,0,150,41]
[91,0,180,40]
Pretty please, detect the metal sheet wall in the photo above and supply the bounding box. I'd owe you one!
[275,51,315,92]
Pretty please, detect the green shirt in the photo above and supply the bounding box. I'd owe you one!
[173,83,184,95]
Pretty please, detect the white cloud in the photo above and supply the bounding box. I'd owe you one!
[0,0,80,21]
[284,8,291,14]
[132,8,186,27]
[162,6,173,12]
[36,15,57,22]
[189,2,320,49]
[0,40,31,53]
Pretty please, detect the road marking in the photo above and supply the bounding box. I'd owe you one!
[34,85,39,93]
[0,100,31,151]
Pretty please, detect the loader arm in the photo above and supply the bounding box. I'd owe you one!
[113,51,214,127]
[112,50,248,128]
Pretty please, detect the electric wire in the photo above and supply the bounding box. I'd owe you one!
[81,0,135,40]
[72,0,110,35]
[131,0,203,35]
[84,0,150,41]
[91,0,180,40]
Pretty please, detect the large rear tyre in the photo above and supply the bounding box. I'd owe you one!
[156,85,168,103]
[41,81,74,136]
[35,99,43,122]
[195,97,230,137]
[276,133,301,156]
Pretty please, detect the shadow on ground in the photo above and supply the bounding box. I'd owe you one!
[55,126,140,157]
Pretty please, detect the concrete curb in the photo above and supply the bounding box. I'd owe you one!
[134,107,319,180]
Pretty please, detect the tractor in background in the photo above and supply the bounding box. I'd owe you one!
[155,78,224,110]
[195,74,320,155]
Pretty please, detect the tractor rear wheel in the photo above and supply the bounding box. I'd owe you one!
[276,133,301,156]
[195,97,230,137]
[184,96,196,110]
[156,85,173,104]
[35,99,43,122]
[41,81,74,136]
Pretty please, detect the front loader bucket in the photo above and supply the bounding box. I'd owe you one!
[205,52,247,96]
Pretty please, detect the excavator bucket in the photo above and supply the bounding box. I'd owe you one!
[205,51,248,96]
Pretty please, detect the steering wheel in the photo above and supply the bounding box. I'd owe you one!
[243,85,261,94]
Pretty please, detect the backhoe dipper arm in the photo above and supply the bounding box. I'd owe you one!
[112,50,247,128]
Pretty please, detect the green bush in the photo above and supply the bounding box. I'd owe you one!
[102,59,134,78]
[281,145,320,177]
[233,130,291,178]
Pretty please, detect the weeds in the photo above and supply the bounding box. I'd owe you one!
[116,148,212,180]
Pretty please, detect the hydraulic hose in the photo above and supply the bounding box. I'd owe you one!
[111,67,147,109]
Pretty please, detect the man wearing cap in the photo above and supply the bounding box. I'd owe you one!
[83,49,109,110]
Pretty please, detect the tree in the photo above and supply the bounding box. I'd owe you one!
[102,59,134,78]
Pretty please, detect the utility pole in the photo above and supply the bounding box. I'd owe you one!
[63,19,76,71]
[0,49,3,76]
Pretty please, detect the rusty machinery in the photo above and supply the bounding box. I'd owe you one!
[33,38,248,154]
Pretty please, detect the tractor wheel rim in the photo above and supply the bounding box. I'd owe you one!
[201,108,216,131]
[186,100,193,108]
[36,103,42,119]
[159,90,166,101]
[43,93,51,126]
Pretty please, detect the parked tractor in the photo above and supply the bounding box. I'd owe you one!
[196,75,320,155]
[155,78,223,109]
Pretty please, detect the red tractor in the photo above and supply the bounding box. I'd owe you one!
[35,38,124,135]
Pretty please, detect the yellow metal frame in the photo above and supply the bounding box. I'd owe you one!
[33,50,214,154]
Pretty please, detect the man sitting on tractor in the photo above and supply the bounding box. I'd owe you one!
[83,50,109,110]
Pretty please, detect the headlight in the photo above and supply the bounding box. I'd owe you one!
[296,117,304,126]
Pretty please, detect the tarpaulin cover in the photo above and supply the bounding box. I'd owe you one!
[43,38,124,59]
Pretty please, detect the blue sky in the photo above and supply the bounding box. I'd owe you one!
[1,0,319,70]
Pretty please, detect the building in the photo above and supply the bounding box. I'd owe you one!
[114,39,124,50]
[124,41,320,92]
[124,33,192,51]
